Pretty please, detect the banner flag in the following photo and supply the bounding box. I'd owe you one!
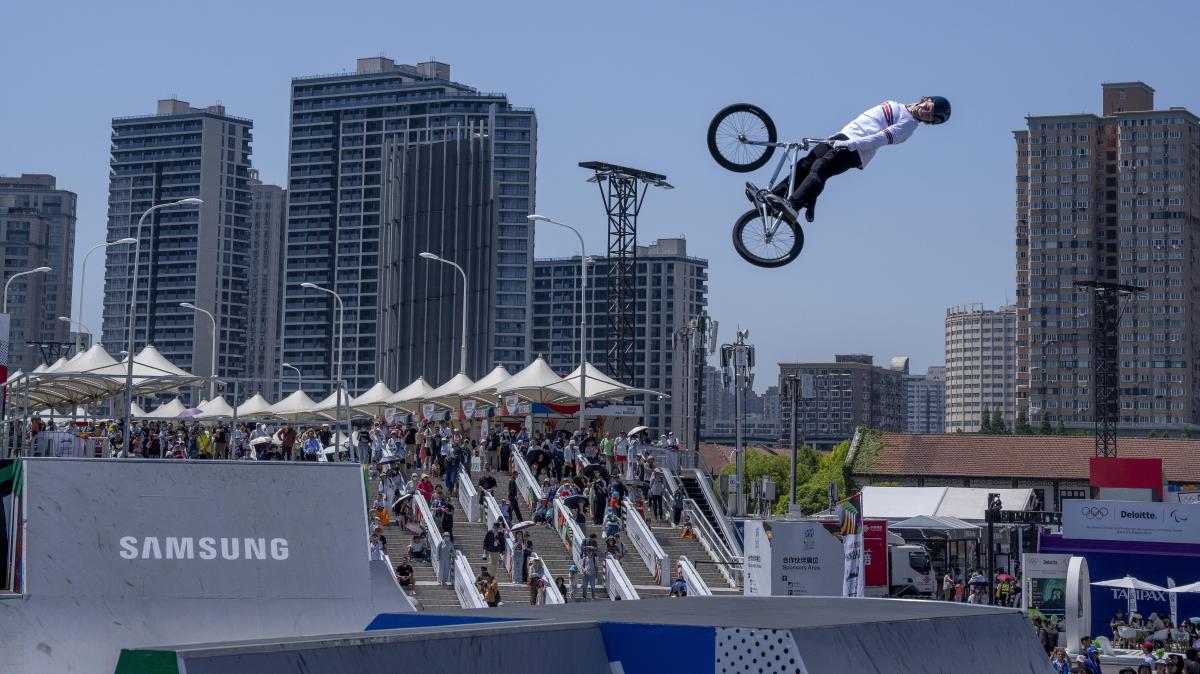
[837,492,865,597]
[421,403,435,421]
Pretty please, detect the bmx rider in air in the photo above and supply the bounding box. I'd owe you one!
[746,95,952,225]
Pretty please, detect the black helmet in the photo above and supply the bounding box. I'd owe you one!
[927,96,951,124]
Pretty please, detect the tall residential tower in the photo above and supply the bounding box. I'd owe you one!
[1015,83,1200,432]
[944,304,1017,431]
[281,58,536,394]
[101,99,253,396]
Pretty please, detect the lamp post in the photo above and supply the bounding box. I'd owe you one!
[418,252,470,375]
[3,266,52,314]
[180,303,217,399]
[300,282,350,458]
[123,198,202,457]
[56,316,91,354]
[77,238,136,352]
[281,362,302,392]
[527,215,588,435]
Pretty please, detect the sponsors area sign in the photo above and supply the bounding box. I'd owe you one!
[1062,499,1200,545]
[742,520,843,597]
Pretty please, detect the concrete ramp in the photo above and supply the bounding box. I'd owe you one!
[0,458,414,674]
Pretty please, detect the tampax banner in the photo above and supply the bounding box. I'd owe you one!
[837,492,865,598]
[1062,499,1200,545]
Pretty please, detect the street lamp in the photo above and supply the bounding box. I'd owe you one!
[418,252,469,375]
[3,266,52,313]
[180,302,217,399]
[123,198,202,457]
[57,316,91,352]
[76,238,136,352]
[528,214,588,434]
[281,362,302,392]
[300,282,350,458]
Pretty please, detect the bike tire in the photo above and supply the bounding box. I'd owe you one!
[707,103,778,173]
[732,208,804,268]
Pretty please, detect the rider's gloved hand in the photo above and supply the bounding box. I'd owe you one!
[831,139,857,152]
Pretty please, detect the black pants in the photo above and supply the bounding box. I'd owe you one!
[771,133,860,213]
[649,494,664,520]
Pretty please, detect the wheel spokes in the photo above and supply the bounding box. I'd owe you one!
[715,111,769,165]
[739,213,795,261]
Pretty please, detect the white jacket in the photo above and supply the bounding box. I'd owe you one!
[838,101,918,168]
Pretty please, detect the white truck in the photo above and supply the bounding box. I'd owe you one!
[884,544,935,597]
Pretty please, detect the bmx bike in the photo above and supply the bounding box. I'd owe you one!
[707,103,828,268]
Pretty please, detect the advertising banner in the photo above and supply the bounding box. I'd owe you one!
[421,403,435,422]
[863,519,889,590]
[837,493,865,597]
[1062,499,1200,545]
[383,408,397,425]
[462,399,476,421]
[0,313,10,408]
[743,520,772,596]
[505,396,519,416]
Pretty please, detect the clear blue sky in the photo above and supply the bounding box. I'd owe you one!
[4,0,1199,390]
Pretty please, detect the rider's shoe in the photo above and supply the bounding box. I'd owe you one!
[744,181,768,205]
[764,194,799,226]
[804,204,815,223]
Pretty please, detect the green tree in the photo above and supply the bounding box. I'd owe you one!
[721,449,823,515]
[1055,418,1066,436]
[980,406,992,434]
[1073,429,1088,437]
[1182,427,1192,439]
[793,441,854,514]
[1014,410,1033,435]
[1148,430,1160,439]
[991,410,1008,434]
[1037,414,1052,435]
[1161,431,1171,439]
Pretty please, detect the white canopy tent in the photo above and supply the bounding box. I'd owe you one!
[543,361,663,401]
[196,396,236,420]
[349,381,395,417]
[312,389,354,420]
[494,356,573,404]
[421,372,476,409]
[234,393,273,418]
[140,398,187,420]
[385,377,434,412]
[456,365,512,404]
[861,486,1035,523]
[262,390,320,420]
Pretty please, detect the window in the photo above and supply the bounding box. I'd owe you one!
[1058,488,1087,510]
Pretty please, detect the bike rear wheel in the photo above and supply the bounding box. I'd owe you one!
[707,103,777,173]
[732,208,804,268]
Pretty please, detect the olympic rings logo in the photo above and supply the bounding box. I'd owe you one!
[1081,507,1109,519]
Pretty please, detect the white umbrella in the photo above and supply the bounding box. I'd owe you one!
[350,381,396,417]
[234,393,273,418]
[386,377,434,412]
[1092,576,1169,615]
[422,372,475,409]
[627,426,649,437]
[262,390,320,420]
[494,356,574,404]
[457,365,513,404]
[1166,581,1200,593]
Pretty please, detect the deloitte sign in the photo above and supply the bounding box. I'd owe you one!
[1062,499,1200,545]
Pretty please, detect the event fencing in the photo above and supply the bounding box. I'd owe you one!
[676,555,712,597]
[456,470,480,523]
[511,451,539,509]
[622,496,669,586]
[552,498,587,567]
[604,554,640,600]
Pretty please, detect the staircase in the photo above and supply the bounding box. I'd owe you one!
[650,521,740,594]
[680,472,724,541]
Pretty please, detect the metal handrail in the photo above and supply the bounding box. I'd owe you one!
[413,492,447,583]
[528,552,564,604]
[511,450,540,509]
[456,470,480,523]
[453,550,487,609]
[552,498,586,566]
[482,493,518,582]
[687,468,743,557]
[604,554,641,601]
[682,500,742,588]
[675,555,713,597]
[622,497,669,586]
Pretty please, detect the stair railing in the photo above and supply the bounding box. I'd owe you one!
[482,493,518,582]
[681,499,742,588]
[687,468,744,557]
[529,552,564,604]
[413,492,448,583]
[603,554,641,601]
[675,555,713,597]
[511,450,540,509]
[456,469,481,523]
[552,498,587,567]
[621,497,669,587]
[452,549,487,609]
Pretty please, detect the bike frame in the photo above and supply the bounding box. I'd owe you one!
[740,136,828,238]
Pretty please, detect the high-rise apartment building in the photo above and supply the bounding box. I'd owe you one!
[1015,83,1200,431]
[281,57,535,394]
[944,304,1017,431]
[778,354,908,450]
[904,365,945,433]
[101,99,253,398]
[247,170,285,398]
[0,174,77,373]
[531,238,708,435]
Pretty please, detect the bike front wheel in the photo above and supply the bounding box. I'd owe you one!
[732,208,804,268]
[707,103,777,173]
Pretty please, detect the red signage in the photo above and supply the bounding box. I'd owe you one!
[863,519,889,589]
[1090,457,1164,501]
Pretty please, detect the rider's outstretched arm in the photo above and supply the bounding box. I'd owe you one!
[840,122,914,154]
